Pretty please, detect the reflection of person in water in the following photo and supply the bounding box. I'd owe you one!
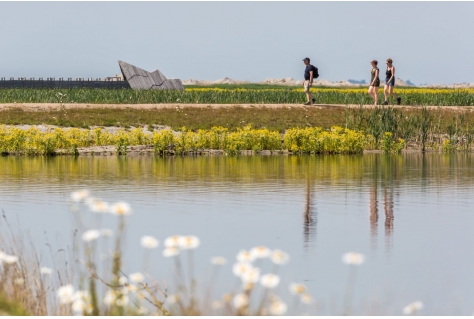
[369,156,395,250]
[369,184,378,244]
[303,177,316,249]
[384,186,394,242]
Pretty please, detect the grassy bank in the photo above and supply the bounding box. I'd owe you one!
[1,105,474,133]
[0,87,473,105]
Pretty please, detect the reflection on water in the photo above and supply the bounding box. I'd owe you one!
[1,153,474,314]
[303,177,316,251]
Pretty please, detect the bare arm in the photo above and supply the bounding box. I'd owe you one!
[309,71,313,86]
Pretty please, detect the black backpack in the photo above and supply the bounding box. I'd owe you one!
[311,65,319,79]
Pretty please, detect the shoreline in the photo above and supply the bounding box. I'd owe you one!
[0,103,473,111]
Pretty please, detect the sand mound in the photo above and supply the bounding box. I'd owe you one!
[260,77,299,85]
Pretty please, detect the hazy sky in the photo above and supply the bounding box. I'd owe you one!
[1,2,473,85]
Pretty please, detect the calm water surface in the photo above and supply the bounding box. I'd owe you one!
[1,154,473,315]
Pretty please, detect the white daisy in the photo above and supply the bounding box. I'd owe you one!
[178,235,200,249]
[250,246,271,259]
[241,267,260,283]
[140,236,159,249]
[269,300,288,315]
[271,249,290,265]
[403,301,423,315]
[71,190,90,202]
[57,284,75,304]
[40,267,53,275]
[164,235,182,248]
[163,247,180,257]
[236,250,255,263]
[233,293,249,309]
[129,272,144,283]
[289,283,307,295]
[110,201,132,216]
[232,262,252,277]
[342,252,365,265]
[82,229,100,242]
[260,274,280,288]
[210,256,227,265]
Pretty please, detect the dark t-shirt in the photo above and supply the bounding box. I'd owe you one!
[304,65,315,81]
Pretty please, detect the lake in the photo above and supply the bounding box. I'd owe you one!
[0,153,473,315]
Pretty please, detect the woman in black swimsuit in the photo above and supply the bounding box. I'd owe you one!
[368,60,380,105]
[383,58,401,105]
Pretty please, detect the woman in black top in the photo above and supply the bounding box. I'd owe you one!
[383,58,402,105]
[368,60,380,105]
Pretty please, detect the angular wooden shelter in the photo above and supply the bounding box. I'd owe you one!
[118,60,184,90]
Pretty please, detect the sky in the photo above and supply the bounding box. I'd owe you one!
[0,1,473,85]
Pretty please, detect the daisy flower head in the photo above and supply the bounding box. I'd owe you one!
[71,190,90,203]
[260,273,280,288]
[90,200,109,213]
[211,256,227,265]
[129,272,144,283]
[241,267,260,284]
[2,254,19,264]
[301,293,313,304]
[342,252,365,266]
[233,293,249,309]
[163,247,180,257]
[232,262,252,277]
[289,282,307,295]
[178,235,200,249]
[250,246,271,259]
[110,201,132,216]
[82,229,100,242]
[141,236,159,249]
[164,235,182,248]
[40,267,53,275]
[57,284,75,304]
[269,300,288,315]
[271,249,290,265]
[403,301,423,315]
[236,250,255,263]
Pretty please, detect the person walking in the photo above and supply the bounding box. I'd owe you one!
[302,57,317,105]
[383,58,402,105]
[368,60,380,105]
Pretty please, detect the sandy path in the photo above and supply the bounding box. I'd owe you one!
[0,103,472,111]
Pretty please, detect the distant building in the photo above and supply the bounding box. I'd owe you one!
[0,61,184,90]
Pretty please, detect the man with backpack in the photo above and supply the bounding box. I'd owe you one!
[302,57,319,105]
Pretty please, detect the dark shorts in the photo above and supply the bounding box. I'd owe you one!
[385,78,395,87]
[370,79,380,87]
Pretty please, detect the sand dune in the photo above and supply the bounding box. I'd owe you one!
[183,77,420,87]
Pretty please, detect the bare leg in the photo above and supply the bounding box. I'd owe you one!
[368,86,378,105]
[373,86,379,105]
[388,86,399,99]
[305,91,313,103]
[383,85,389,102]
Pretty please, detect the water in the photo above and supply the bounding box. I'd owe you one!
[1,154,474,315]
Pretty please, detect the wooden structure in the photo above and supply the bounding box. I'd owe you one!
[0,61,184,90]
[118,61,184,90]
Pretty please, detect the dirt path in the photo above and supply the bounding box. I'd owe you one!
[0,103,472,111]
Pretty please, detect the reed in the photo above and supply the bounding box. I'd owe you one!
[0,87,473,105]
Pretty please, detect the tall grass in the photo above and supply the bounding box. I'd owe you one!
[0,87,473,105]
[345,106,474,152]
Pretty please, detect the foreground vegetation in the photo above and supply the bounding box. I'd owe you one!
[2,104,474,154]
[0,125,370,155]
[0,191,425,315]
[0,87,473,105]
